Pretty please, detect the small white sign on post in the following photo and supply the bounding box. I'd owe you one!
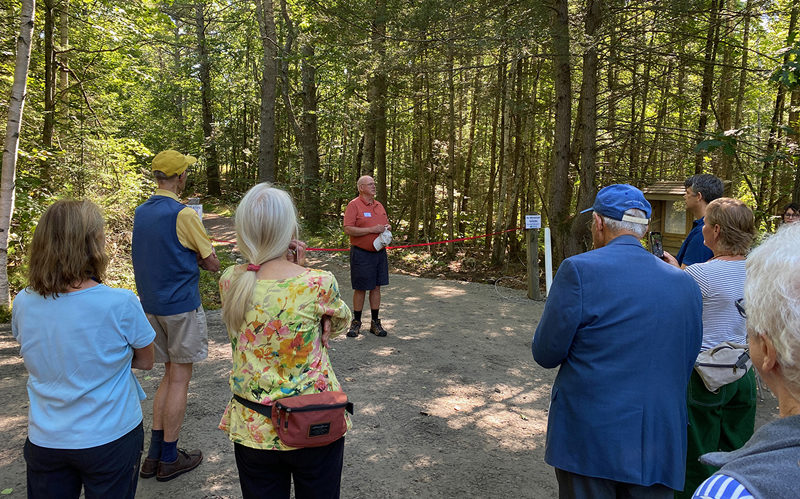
[525,214,542,230]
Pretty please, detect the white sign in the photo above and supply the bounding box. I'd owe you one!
[525,215,542,229]
[188,204,204,219]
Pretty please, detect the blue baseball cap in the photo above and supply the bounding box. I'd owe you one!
[580,184,651,224]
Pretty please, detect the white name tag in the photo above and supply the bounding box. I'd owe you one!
[364,212,372,217]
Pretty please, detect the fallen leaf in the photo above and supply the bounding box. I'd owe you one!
[1,488,13,495]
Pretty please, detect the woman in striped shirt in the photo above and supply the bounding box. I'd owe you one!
[664,198,756,498]
[692,223,800,499]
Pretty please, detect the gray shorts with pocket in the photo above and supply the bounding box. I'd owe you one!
[146,306,208,364]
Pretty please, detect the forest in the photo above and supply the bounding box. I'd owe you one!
[1,0,799,313]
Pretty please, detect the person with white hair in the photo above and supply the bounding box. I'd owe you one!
[218,183,352,499]
[691,224,800,498]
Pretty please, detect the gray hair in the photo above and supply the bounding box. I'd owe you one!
[745,224,800,398]
[153,170,178,182]
[601,209,648,238]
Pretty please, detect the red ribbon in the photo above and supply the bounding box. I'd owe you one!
[211,227,523,252]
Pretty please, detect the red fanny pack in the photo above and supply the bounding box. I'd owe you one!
[234,391,353,448]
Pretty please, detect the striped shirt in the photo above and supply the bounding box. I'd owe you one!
[692,474,754,499]
[685,259,746,350]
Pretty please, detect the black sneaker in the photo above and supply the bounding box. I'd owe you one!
[370,319,387,337]
[346,320,361,337]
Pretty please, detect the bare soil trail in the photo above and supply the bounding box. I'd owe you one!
[0,215,779,498]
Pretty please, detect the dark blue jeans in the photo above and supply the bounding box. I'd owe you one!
[23,422,144,499]
[234,437,345,499]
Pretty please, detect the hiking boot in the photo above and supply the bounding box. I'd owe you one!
[139,456,159,479]
[370,319,387,337]
[346,320,361,337]
[156,449,203,482]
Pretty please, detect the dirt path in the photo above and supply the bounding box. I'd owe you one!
[0,215,779,498]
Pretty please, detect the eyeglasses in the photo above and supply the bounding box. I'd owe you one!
[784,212,800,219]
[735,298,746,319]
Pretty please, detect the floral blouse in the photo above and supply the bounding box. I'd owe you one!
[218,265,352,450]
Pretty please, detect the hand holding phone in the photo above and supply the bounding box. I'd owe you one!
[648,231,664,258]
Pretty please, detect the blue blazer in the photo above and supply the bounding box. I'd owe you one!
[532,235,702,489]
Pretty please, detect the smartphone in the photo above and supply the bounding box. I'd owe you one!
[648,231,664,258]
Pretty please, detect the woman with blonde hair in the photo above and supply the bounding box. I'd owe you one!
[12,200,155,499]
[664,197,757,497]
[219,183,352,499]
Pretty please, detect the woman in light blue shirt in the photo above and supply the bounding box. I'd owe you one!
[12,200,155,499]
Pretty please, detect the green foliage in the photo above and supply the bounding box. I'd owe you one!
[199,246,237,310]
[770,34,800,90]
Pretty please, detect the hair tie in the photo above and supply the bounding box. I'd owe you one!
[246,264,261,272]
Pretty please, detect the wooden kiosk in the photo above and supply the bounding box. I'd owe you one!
[641,181,692,256]
[641,180,731,255]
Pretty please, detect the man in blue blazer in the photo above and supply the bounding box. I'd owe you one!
[533,184,703,498]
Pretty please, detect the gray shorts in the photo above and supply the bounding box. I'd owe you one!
[146,306,208,364]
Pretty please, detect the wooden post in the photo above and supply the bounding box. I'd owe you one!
[526,213,541,300]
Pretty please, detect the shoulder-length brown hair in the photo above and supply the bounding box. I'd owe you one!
[28,200,108,297]
[705,197,755,256]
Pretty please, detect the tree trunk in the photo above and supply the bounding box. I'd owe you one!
[491,57,513,266]
[694,0,721,174]
[57,0,68,118]
[300,42,321,228]
[409,65,422,242]
[255,0,277,182]
[195,4,221,195]
[568,0,601,256]
[485,50,504,253]
[41,0,55,180]
[548,0,572,266]
[734,0,753,130]
[758,2,797,216]
[460,68,480,233]
[446,45,456,256]
[716,0,734,178]
[0,0,36,309]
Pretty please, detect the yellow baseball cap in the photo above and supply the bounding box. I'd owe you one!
[152,150,197,176]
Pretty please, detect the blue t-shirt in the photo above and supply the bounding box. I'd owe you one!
[12,285,155,449]
[677,217,713,266]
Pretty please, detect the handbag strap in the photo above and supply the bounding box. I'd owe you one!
[695,350,751,370]
[233,394,273,417]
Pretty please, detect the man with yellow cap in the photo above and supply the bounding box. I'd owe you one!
[132,150,219,482]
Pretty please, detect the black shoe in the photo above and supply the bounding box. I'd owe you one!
[370,319,387,337]
[156,449,203,482]
[346,320,361,337]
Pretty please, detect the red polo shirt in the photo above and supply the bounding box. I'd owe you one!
[344,196,389,251]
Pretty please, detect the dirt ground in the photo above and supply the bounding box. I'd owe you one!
[0,215,780,498]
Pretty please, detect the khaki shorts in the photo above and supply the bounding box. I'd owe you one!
[146,306,208,364]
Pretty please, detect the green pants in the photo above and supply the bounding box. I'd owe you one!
[675,368,756,498]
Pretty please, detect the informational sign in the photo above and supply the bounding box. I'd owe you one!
[525,214,542,230]
[186,197,203,219]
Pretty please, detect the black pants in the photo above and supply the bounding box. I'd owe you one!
[24,422,144,499]
[234,437,345,499]
[556,469,673,499]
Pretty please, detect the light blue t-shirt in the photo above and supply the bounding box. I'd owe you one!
[12,284,155,449]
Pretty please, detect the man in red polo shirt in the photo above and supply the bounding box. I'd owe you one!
[343,175,391,337]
